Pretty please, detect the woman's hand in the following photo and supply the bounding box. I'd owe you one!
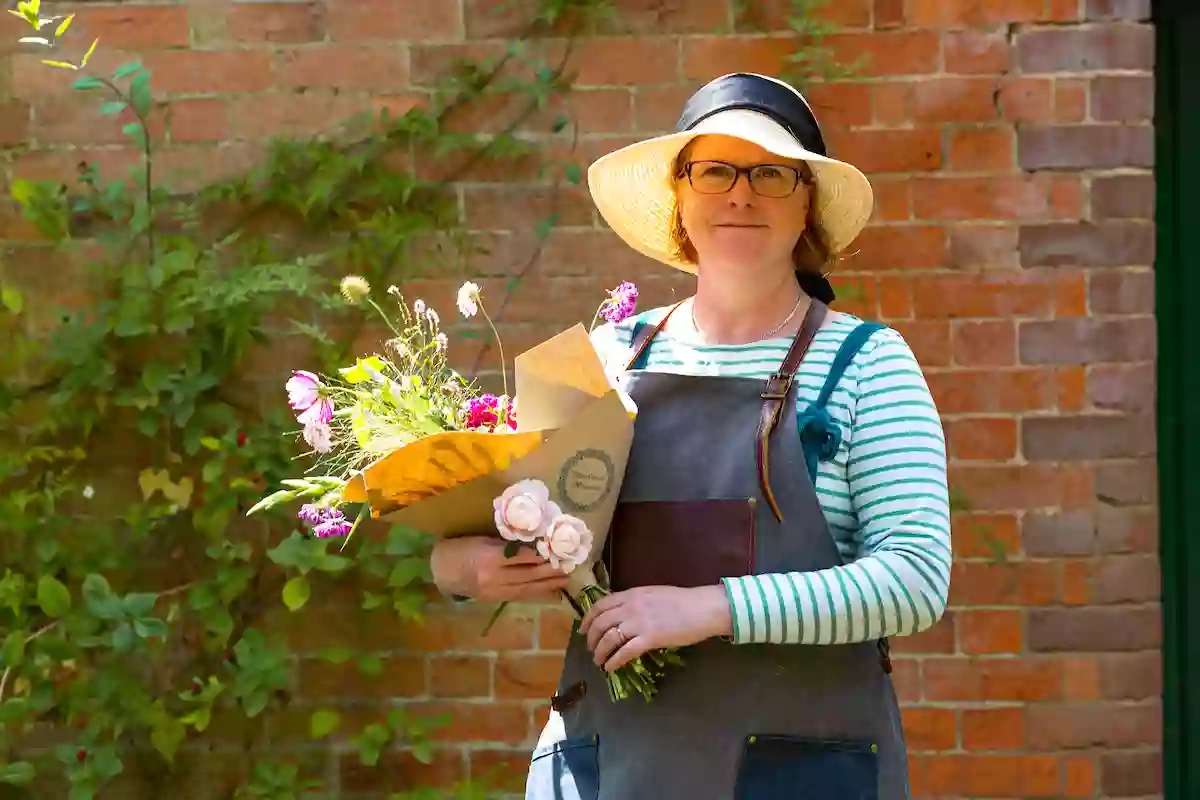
[578,585,733,673]
[430,536,571,602]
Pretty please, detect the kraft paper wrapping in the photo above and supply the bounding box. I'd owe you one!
[341,324,637,595]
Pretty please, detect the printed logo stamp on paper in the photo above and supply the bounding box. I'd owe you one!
[557,448,615,513]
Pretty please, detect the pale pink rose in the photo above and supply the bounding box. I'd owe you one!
[493,479,559,543]
[537,514,593,574]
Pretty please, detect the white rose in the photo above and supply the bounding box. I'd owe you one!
[493,479,559,542]
[537,514,593,574]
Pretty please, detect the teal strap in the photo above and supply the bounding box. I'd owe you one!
[797,322,885,484]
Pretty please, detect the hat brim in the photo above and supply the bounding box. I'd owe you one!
[587,108,874,275]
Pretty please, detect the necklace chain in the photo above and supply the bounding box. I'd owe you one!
[690,294,804,344]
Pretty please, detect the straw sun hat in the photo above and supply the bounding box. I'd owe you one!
[587,72,874,275]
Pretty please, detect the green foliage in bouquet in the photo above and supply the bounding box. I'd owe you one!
[0,0,619,795]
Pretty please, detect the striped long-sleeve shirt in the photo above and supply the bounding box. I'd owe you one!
[590,308,951,646]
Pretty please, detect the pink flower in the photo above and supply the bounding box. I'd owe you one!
[600,281,638,324]
[287,369,334,426]
[463,394,516,432]
[493,479,560,543]
[537,514,593,574]
[286,370,321,411]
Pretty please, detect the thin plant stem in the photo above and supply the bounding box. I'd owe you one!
[478,301,507,399]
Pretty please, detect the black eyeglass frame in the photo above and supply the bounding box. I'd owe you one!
[676,159,813,199]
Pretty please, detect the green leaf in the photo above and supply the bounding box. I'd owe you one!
[310,709,340,738]
[150,716,185,763]
[199,436,222,451]
[83,573,123,619]
[0,762,34,786]
[123,592,158,617]
[129,71,151,117]
[112,621,136,652]
[388,558,428,588]
[2,631,26,669]
[134,617,168,639]
[72,74,103,90]
[357,722,390,766]
[282,576,310,611]
[36,575,71,617]
[1,286,23,315]
[112,60,142,80]
[99,100,126,115]
[410,739,435,764]
[564,162,582,184]
[357,653,383,676]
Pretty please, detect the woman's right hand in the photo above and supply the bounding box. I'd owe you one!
[430,536,572,602]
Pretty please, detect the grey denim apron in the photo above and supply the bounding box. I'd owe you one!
[525,299,910,800]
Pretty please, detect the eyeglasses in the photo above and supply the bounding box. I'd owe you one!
[678,160,807,199]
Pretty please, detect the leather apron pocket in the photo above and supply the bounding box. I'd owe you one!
[524,735,599,800]
[733,735,879,800]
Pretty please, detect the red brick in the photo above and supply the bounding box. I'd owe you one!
[908,0,1050,26]
[230,2,327,42]
[998,76,1055,122]
[950,561,1060,606]
[1064,756,1096,797]
[408,700,531,744]
[944,30,1011,74]
[962,707,1025,750]
[167,98,229,143]
[944,417,1018,460]
[825,128,942,173]
[737,0,871,29]
[329,0,463,40]
[143,50,275,95]
[71,5,191,48]
[1018,25,1154,72]
[902,707,958,751]
[889,320,952,366]
[841,225,946,270]
[912,77,1000,123]
[228,92,371,139]
[877,276,913,319]
[804,82,874,128]
[273,45,410,90]
[683,37,795,82]
[959,609,1023,654]
[952,320,1016,366]
[949,463,1093,511]
[1062,657,1101,700]
[340,748,464,794]
[1055,77,1090,121]
[911,273,1057,319]
[948,225,1019,268]
[577,37,681,85]
[0,101,29,146]
[947,126,1014,170]
[871,177,913,221]
[429,656,492,698]
[1027,701,1161,749]
[912,175,1082,221]
[827,30,941,76]
[495,653,563,699]
[952,513,1021,559]
[1057,366,1089,411]
[922,754,1060,796]
[870,81,912,126]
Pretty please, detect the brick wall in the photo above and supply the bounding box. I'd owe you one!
[1,0,1161,797]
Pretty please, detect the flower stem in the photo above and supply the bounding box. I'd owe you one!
[478,301,508,399]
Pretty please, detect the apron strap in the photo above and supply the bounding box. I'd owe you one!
[797,320,886,485]
[756,299,828,522]
[623,300,685,371]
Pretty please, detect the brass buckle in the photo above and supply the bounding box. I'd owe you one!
[761,371,793,400]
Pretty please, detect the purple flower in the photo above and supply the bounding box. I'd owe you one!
[313,517,353,538]
[600,281,638,324]
[297,504,324,524]
[298,505,352,538]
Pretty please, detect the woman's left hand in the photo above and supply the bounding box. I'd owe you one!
[578,585,733,673]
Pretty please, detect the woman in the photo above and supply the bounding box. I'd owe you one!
[430,72,950,800]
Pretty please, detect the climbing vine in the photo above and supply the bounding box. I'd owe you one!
[0,0,856,797]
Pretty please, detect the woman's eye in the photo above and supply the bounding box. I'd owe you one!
[756,167,782,179]
[699,165,733,179]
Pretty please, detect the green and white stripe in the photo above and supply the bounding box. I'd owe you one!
[591,310,951,646]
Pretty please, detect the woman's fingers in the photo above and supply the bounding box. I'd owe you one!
[592,623,630,668]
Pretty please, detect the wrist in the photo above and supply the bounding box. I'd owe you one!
[694,584,734,639]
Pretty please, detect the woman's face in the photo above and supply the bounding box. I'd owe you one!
[675,134,811,273]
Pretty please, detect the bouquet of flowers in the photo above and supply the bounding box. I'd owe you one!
[247,276,681,702]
